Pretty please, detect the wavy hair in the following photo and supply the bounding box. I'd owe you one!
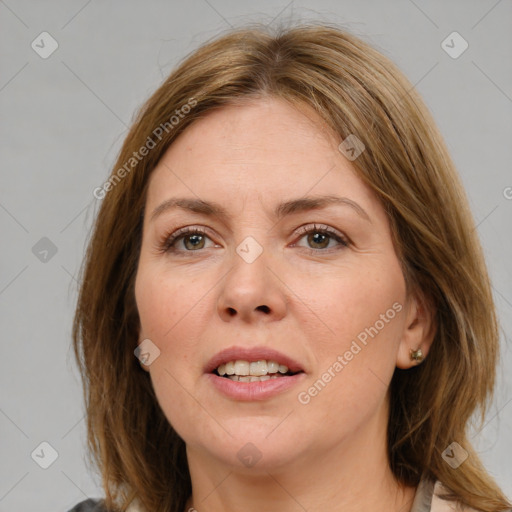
[72,22,511,512]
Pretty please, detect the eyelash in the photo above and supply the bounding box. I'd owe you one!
[159,224,350,256]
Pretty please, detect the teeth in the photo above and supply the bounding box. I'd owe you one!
[250,360,267,376]
[218,359,292,377]
[267,360,279,373]
[228,374,275,382]
[234,360,249,376]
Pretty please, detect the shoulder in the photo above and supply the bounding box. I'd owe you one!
[66,498,109,512]
[431,481,479,512]
[66,497,145,512]
[412,479,479,512]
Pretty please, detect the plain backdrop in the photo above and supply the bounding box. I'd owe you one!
[0,1,511,510]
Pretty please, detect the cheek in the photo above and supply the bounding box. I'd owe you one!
[135,266,212,438]
[135,260,222,387]
[294,261,406,426]
[134,265,204,408]
[135,263,210,345]
[294,259,406,355]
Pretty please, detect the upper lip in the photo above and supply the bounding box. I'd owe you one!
[205,346,305,374]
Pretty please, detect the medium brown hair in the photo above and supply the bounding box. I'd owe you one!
[73,22,511,512]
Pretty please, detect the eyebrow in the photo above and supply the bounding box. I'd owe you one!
[150,195,371,223]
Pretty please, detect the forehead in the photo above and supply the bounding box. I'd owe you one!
[144,97,377,217]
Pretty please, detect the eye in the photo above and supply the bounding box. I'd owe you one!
[159,223,349,255]
[160,227,217,253]
[292,223,349,252]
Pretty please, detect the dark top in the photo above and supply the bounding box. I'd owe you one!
[67,498,108,511]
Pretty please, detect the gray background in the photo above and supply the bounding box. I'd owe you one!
[1,1,511,510]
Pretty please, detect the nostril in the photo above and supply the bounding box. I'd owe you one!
[256,305,270,313]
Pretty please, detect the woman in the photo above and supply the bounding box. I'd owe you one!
[69,23,511,512]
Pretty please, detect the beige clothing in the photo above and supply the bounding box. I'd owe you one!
[411,479,476,512]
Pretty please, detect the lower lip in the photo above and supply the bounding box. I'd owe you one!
[206,373,306,401]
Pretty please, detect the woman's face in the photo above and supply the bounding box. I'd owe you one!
[135,97,415,471]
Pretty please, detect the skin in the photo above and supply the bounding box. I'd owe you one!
[134,96,435,512]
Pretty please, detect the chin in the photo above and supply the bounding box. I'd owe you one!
[186,421,307,472]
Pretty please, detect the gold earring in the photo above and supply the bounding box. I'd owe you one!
[410,348,424,363]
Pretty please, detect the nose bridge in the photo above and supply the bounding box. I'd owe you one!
[216,233,287,322]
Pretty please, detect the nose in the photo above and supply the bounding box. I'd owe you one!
[216,246,288,323]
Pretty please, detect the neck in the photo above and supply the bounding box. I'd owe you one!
[184,400,416,512]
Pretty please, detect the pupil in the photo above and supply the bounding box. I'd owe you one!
[310,232,328,248]
[186,234,204,250]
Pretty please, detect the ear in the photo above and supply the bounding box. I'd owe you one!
[396,291,436,369]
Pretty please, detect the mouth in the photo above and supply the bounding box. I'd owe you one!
[205,346,304,377]
[214,359,302,382]
[205,346,306,400]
